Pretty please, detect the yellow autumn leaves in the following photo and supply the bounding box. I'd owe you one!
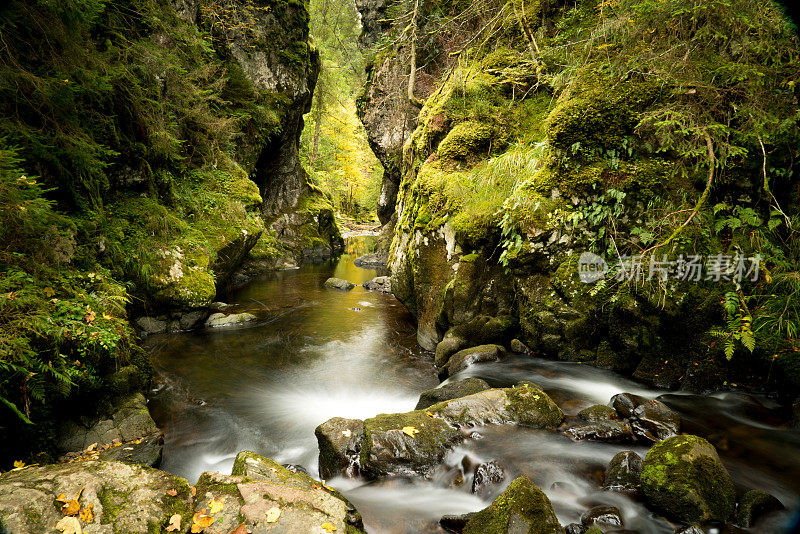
[53,487,93,534]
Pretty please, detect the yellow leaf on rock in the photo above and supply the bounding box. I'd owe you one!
[425,411,434,418]
[61,499,80,516]
[55,516,81,534]
[165,513,182,532]
[209,499,224,514]
[191,485,197,497]
[166,488,178,497]
[12,460,25,469]
[191,509,215,533]
[55,493,68,503]
[79,503,94,524]
[265,507,281,523]
[320,522,338,532]
[402,426,419,437]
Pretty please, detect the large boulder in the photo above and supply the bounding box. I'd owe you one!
[641,435,736,524]
[0,460,193,533]
[363,276,392,293]
[415,378,491,410]
[440,344,506,378]
[463,476,565,534]
[315,417,365,479]
[342,384,563,478]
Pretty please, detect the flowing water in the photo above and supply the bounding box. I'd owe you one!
[146,237,800,533]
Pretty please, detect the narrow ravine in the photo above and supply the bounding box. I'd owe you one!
[144,237,800,533]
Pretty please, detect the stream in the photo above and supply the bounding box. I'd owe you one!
[145,236,800,533]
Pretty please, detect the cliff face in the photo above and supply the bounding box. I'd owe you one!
[356,0,800,391]
[0,0,337,459]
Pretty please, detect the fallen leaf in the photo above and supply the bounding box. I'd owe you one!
[425,411,434,418]
[85,443,98,452]
[55,516,81,534]
[55,493,68,503]
[208,498,224,514]
[102,313,113,320]
[402,426,419,438]
[13,460,25,469]
[265,507,281,523]
[166,488,178,497]
[341,429,352,438]
[165,513,181,532]
[320,522,338,532]
[79,503,94,523]
[229,524,251,534]
[191,486,197,497]
[191,509,215,533]
[61,499,80,516]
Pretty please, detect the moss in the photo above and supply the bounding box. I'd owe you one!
[437,120,497,162]
[463,476,564,534]
[640,435,735,524]
[506,381,565,428]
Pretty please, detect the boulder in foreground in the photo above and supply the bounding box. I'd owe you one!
[324,277,355,291]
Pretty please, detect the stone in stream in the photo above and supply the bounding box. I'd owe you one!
[197,452,366,533]
[440,344,506,378]
[434,315,518,368]
[462,476,565,534]
[135,315,167,335]
[735,489,784,527]
[577,404,619,422]
[471,461,506,499]
[641,435,736,524]
[363,275,392,293]
[322,383,564,479]
[315,417,365,479]
[604,450,643,492]
[630,399,680,442]
[324,277,355,291]
[354,252,387,267]
[440,512,477,533]
[609,392,649,418]
[564,420,633,443]
[205,311,256,328]
[510,338,531,354]
[414,378,491,410]
[580,505,624,529]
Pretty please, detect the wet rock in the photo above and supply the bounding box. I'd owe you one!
[510,338,531,354]
[0,460,193,533]
[57,393,161,459]
[431,382,564,430]
[324,277,356,291]
[315,417,365,479]
[674,526,705,534]
[605,450,643,491]
[435,315,518,367]
[441,344,505,378]
[735,489,784,527]
[440,512,477,533]
[363,275,392,293]
[354,252,388,267]
[209,301,231,311]
[641,435,735,524]
[205,311,257,328]
[471,461,505,499]
[360,411,462,477]
[360,384,563,477]
[581,505,624,528]
[282,463,310,475]
[178,309,205,330]
[463,476,565,534]
[415,378,491,410]
[564,421,633,443]
[609,392,649,418]
[98,433,164,468]
[195,468,365,533]
[630,399,680,442]
[135,315,167,335]
[565,524,586,534]
[578,404,619,422]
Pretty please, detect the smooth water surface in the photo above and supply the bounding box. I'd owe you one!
[147,239,800,533]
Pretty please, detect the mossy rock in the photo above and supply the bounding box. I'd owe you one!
[437,120,497,162]
[640,435,735,524]
[415,378,491,410]
[442,344,506,378]
[577,404,618,422]
[463,476,565,534]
